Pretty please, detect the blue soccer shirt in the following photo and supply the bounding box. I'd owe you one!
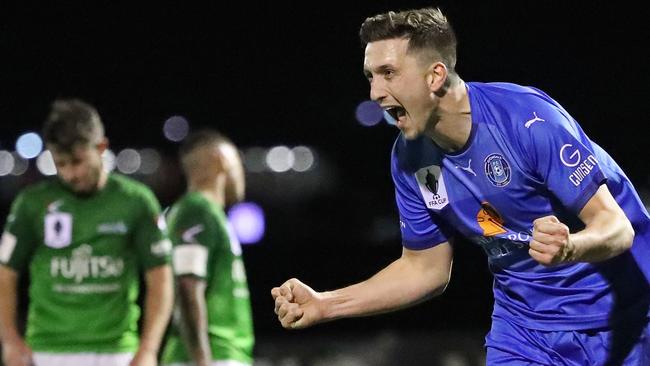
[391,82,650,330]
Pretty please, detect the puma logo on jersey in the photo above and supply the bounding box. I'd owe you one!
[182,224,204,244]
[455,159,477,176]
[524,112,545,128]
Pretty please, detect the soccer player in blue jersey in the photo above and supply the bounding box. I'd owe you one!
[272,7,650,365]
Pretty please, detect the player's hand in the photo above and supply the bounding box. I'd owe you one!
[271,278,324,329]
[529,215,574,266]
[129,348,157,366]
[1,337,34,366]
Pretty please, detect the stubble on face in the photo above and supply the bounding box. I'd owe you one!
[364,39,437,140]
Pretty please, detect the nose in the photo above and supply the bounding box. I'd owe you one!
[369,79,387,104]
[58,165,77,183]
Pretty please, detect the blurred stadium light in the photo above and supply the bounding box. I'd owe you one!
[15,132,43,159]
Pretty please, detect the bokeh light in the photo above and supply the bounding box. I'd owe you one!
[138,148,161,174]
[10,153,28,175]
[163,116,190,142]
[0,150,14,176]
[291,146,315,172]
[243,147,267,173]
[116,149,141,174]
[15,132,43,159]
[228,202,265,244]
[102,149,116,172]
[266,146,294,173]
[36,151,57,176]
[355,100,384,126]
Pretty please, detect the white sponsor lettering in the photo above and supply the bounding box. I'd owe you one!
[53,283,121,294]
[226,222,242,256]
[569,155,598,186]
[97,221,128,234]
[507,232,531,242]
[233,287,250,298]
[151,239,172,256]
[50,244,124,283]
[232,258,247,282]
[560,144,581,167]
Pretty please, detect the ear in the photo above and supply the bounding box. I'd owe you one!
[426,62,448,96]
[96,137,109,154]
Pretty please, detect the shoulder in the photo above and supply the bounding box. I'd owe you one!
[168,193,216,223]
[13,179,59,206]
[470,82,578,139]
[108,174,157,200]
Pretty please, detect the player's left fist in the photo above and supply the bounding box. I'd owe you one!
[528,215,574,266]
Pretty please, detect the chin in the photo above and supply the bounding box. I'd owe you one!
[402,130,421,140]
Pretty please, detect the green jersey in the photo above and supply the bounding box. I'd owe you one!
[0,174,171,353]
[161,192,254,365]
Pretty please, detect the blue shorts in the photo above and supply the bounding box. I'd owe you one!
[485,316,650,365]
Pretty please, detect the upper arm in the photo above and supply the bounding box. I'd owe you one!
[392,155,452,250]
[1,193,38,271]
[176,275,207,299]
[168,202,223,280]
[134,189,171,269]
[578,185,630,228]
[145,263,173,289]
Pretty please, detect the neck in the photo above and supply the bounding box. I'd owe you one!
[188,178,226,207]
[97,169,108,190]
[424,79,472,153]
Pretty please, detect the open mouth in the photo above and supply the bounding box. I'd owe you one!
[385,106,406,121]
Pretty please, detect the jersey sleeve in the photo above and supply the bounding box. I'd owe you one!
[0,191,38,271]
[517,95,606,214]
[169,203,223,279]
[391,152,451,250]
[133,188,171,270]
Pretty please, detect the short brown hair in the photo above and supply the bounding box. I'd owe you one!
[359,7,457,70]
[179,129,231,160]
[42,98,105,152]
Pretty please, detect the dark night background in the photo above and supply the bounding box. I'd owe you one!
[1,0,649,363]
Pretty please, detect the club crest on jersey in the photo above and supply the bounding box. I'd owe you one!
[44,212,73,248]
[484,153,511,187]
[414,165,449,210]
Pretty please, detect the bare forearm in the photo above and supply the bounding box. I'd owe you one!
[0,266,20,342]
[177,281,211,364]
[322,254,450,321]
[570,216,634,262]
[139,265,173,353]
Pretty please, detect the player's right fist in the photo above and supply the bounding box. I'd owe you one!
[271,278,324,329]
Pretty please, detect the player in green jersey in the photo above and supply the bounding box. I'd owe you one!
[0,99,174,366]
[160,130,254,366]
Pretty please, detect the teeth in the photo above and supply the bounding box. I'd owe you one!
[385,107,404,120]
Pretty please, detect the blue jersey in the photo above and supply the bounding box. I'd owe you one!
[392,82,650,331]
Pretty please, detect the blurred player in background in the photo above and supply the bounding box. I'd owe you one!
[160,129,254,366]
[272,6,650,365]
[0,98,173,366]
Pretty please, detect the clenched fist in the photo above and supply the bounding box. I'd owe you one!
[271,278,326,329]
[528,215,575,266]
